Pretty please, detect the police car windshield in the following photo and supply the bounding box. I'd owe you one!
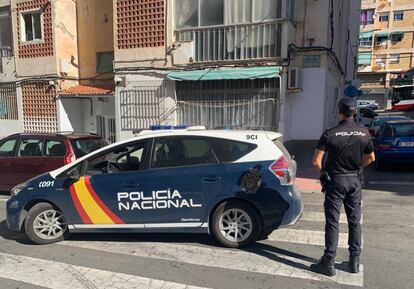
[71,138,108,158]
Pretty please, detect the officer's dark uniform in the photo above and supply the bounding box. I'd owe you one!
[310,97,374,276]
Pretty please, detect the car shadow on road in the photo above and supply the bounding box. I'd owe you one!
[0,219,353,274]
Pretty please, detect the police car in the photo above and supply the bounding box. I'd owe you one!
[6,126,303,248]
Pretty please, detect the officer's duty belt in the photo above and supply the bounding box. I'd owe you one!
[331,172,359,177]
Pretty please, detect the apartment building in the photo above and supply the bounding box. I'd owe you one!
[113,0,360,143]
[0,0,116,142]
[358,0,414,107]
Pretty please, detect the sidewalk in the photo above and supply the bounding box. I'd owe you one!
[285,140,322,194]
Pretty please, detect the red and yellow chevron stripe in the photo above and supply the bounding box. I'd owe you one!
[69,176,124,224]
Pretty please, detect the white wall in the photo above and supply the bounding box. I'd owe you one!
[58,97,115,134]
[284,67,327,140]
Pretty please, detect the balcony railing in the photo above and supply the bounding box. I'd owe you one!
[0,47,13,58]
[175,20,282,63]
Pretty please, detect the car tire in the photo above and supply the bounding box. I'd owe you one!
[211,200,261,248]
[24,203,68,245]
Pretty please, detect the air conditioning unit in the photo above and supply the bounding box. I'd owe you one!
[172,41,194,65]
[288,67,301,90]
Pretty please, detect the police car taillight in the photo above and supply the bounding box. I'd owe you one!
[269,155,294,186]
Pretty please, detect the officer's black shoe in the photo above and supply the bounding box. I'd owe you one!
[310,255,336,277]
[349,256,360,273]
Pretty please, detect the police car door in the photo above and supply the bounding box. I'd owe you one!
[68,139,151,227]
[135,136,224,229]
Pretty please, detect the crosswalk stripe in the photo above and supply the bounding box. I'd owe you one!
[300,211,364,224]
[61,240,364,287]
[0,252,210,289]
[268,229,349,248]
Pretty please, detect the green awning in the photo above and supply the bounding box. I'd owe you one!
[358,52,372,65]
[390,31,404,37]
[166,66,281,81]
[375,31,389,37]
[359,31,373,38]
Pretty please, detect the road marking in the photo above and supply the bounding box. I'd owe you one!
[369,181,414,186]
[268,229,349,248]
[0,252,210,289]
[0,196,9,202]
[61,241,364,287]
[301,211,363,224]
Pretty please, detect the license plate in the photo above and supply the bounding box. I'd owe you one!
[400,142,414,147]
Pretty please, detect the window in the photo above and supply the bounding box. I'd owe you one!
[17,139,43,157]
[390,32,404,42]
[359,37,372,47]
[375,36,388,46]
[200,0,224,26]
[85,141,147,176]
[360,9,375,25]
[389,54,400,64]
[210,138,257,162]
[378,13,389,22]
[175,0,281,29]
[394,11,404,21]
[21,11,42,42]
[96,52,114,73]
[70,138,108,158]
[0,138,17,157]
[375,54,386,64]
[45,140,66,157]
[151,137,216,168]
[0,7,12,54]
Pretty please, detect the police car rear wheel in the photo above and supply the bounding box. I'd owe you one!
[211,201,261,248]
[25,203,68,245]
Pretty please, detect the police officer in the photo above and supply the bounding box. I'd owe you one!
[310,97,376,276]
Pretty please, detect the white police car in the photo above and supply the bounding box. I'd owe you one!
[6,126,303,248]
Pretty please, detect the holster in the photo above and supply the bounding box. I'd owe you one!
[357,168,365,187]
[319,169,331,193]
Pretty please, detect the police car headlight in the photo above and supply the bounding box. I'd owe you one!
[11,183,28,196]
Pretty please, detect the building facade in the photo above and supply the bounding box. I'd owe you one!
[113,0,360,143]
[358,0,414,108]
[0,0,116,142]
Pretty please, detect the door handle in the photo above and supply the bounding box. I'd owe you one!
[202,176,221,183]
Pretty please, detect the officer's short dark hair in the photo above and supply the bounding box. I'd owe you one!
[338,97,357,117]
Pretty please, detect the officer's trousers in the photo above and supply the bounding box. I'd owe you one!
[324,175,362,259]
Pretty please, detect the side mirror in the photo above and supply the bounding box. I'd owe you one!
[67,167,80,181]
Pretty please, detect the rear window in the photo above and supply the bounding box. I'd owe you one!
[45,140,66,157]
[209,138,257,163]
[384,123,414,137]
[70,138,107,157]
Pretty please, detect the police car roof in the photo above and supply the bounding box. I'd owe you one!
[49,129,282,178]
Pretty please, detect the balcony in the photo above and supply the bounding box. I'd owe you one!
[174,20,282,63]
[0,47,12,58]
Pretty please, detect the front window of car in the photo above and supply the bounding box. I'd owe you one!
[85,141,147,176]
[151,137,216,168]
[70,138,108,158]
[0,138,17,157]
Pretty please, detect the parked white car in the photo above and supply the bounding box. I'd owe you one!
[357,100,379,111]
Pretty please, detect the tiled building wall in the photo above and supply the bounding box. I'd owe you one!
[116,0,164,49]
[17,0,53,58]
[22,83,58,132]
[391,10,414,29]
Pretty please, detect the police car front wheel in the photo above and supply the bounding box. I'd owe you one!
[211,200,261,248]
[24,203,68,245]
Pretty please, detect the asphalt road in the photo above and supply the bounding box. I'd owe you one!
[0,166,413,289]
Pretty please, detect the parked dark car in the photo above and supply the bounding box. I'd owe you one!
[0,132,108,192]
[374,120,414,170]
